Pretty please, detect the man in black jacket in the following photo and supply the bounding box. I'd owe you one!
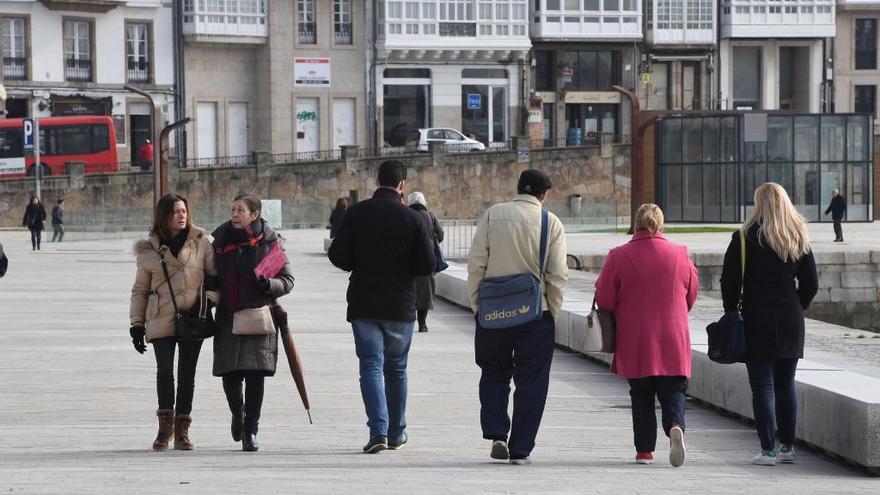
[824,189,847,242]
[51,199,64,242]
[328,160,436,454]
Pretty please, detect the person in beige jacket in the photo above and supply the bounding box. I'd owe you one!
[130,193,218,452]
[467,169,568,465]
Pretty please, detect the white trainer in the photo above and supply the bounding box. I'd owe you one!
[752,450,777,466]
[777,445,797,463]
[490,440,509,460]
[669,425,686,467]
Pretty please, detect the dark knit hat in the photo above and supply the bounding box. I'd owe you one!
[517,169,552,196]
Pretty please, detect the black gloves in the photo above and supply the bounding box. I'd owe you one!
[130,326,147,354]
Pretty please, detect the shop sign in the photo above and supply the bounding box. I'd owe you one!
[564,92,621,104]
[467,93,481,110]
[528,110,542,124]
[51,97,112,116]
[294,57,331,87]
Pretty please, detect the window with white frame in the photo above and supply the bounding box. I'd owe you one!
[298,0,316,44]
[1,18,26,80]
[63,20,91,82]
[126,23,150,83]
[382,0,526,38]
[334,0,353,44]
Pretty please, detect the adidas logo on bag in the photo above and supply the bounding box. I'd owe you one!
[483,305,531,321]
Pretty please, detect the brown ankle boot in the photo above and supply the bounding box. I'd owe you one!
[174,415,194,451]
[152,409,175,451]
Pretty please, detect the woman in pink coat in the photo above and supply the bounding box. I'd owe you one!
[594,204,698,467]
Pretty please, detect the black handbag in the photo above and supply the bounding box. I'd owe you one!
[429,213,448,273]
[160,252,215,341]
[706,229,747,364]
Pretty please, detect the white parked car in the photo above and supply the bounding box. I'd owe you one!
[405,128,486,153]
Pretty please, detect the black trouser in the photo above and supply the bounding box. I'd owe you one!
[627,376,688,453]
[833,218,843,241]
[29,228,41,250]
[222,371,266,434]
[475,311,555,459]
[746,359,799,451]
[52,224,64,242]
[417,309,428,330]
[153,337,203,415]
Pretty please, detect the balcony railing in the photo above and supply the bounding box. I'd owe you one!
[298,22,316,44]
[65,58,92,82]
[2,57,26,80]
[335,24,352,44]
[182,3,268,38]
[126,60,150,83]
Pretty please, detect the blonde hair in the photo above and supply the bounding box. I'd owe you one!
[635,203,664,234]
[744,182,810,262]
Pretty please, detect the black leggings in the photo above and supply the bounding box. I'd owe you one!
[222,371,266,434]
[153,337,203,415]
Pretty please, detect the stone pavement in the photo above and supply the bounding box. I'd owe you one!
[0,229,877,494]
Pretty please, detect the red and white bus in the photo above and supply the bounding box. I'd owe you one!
[0,116,118,178]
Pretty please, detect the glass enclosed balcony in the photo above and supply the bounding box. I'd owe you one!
[720,0,835,38]
[182,0,268,39]
[531,0,642,41]
[646,0,716,45]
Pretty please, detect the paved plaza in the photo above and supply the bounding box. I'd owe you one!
[0,228,877,494]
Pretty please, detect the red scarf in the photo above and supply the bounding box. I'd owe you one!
[215,229,264,255]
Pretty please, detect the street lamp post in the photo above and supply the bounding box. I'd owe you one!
[124,85,162,205]
[611,85,641,234]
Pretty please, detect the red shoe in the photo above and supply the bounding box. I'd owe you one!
[635,451,654,464]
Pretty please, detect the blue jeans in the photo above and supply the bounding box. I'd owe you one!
[746,359,799,451]
[352,319,415,441]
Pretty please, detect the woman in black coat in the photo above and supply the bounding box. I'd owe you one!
[22,195,47,251]
[407,191,444,333]
[328,197,348,238]
[720,183,818,466]
[212,194,294,452]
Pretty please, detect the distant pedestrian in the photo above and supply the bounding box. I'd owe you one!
[467,169,569,465]
[51,199,65,242]
[594,204,698,467]
[212,194,294,452]
[328,160,436,454]
[824,188,847,242]
[0,242,7,278]
[408,191,444,333]
[328,197,348,238]
[721,183,818,466]
[138,139,154,171]
[129,193,219,451]
[22,195,46,251]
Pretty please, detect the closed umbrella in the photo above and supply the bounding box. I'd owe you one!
[272,303,313,424]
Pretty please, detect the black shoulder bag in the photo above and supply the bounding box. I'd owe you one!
[706,229,747,364]
[159,252,215,341]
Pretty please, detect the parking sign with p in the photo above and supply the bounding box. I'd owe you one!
[23,119,34,150]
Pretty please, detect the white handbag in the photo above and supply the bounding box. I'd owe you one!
[232,306,275,336]
[585,298,616,353]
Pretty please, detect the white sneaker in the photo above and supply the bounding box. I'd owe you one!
[777,445,797,463]
[490,440,509,460]
[669,425,686,467]
[752,450,777,466]
[509,457,532,465]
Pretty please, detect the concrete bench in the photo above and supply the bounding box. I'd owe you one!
[436,263,880,472]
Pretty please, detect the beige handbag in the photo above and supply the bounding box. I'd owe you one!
[232,306,275,336]
[586,298,616,353]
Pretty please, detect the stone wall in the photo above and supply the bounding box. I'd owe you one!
[0,144,630,230]
[575,251,880,332]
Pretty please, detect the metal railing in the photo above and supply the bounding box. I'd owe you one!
[2,57,26,80]
[126,60,150,83]
[438,219,478,260]
[298,22,316,44]
[335,24,353,44]
[271,149,341,164]
[65,58,92,82]
[182,154,254,168]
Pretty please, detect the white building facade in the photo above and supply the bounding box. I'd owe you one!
[718,0,836,112]
[641,0,717,111]
[374,0,531,147]
[530,0,641,145]
[0,0,174,162]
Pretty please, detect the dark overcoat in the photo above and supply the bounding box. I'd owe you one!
[211,220,294,377]
[720,225,819,362]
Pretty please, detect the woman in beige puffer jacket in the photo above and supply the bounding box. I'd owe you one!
[129,193,219,452]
